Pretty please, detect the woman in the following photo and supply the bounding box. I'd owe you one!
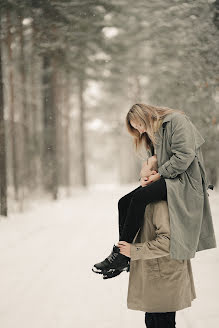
[92,103,217,277]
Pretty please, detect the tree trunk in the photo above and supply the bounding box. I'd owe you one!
[6,10,18,200]
[18,10,30,194]
[42,54,58,199]
[64,72,71,195]
[29,18,39,190]
[78,76,87,186]
[0,11,7,216]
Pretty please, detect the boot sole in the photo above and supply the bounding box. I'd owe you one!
[92,263,130,275]
[102,270,123,279]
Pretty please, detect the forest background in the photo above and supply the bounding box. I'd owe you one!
[0,0,219,215]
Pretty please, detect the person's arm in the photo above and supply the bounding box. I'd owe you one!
[130,201,170,261]
[157,114,198,179]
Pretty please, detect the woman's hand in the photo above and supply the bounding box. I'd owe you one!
[117,241,131,257]
[140,170,157,187]
[142,172,161,186]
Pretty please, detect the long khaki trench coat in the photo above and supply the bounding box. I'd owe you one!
[128,200,196,313]
[148,112,217,260]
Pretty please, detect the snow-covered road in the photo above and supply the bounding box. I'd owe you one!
[0,184,218,328]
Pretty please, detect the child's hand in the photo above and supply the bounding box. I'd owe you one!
[117,241,131,257]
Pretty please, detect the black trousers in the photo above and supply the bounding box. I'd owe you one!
[145,311,176,328]
[118,177,167,243]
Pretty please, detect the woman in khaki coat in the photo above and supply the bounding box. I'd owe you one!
[125,199,196,327]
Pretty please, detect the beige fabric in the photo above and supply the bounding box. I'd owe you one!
[127,200,197,312]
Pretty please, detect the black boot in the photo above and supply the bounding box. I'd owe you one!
[102,262,130,279]
[92,244,130,274]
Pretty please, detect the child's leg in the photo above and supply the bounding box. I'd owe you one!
[119,177,167,243]
[118,185,142,238]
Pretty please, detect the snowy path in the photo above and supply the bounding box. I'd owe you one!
[0,184,218,328]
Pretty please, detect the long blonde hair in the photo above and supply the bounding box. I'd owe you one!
[126,103,186,159]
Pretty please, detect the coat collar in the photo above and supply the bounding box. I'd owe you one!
[161,112,175,125]
[154,113,175,135]
[154,113,173,136]
[157,112,205,150]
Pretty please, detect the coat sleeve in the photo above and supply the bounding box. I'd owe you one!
[130,201,170,261]
[157,114,196,179]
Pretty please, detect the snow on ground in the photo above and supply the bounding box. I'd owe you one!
[0,183,218,328]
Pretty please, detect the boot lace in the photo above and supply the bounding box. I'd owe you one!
[107,251,119,263]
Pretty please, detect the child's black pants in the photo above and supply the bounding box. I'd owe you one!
[118,177,167,243]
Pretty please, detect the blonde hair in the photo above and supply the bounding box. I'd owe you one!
[126,103,186,159]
